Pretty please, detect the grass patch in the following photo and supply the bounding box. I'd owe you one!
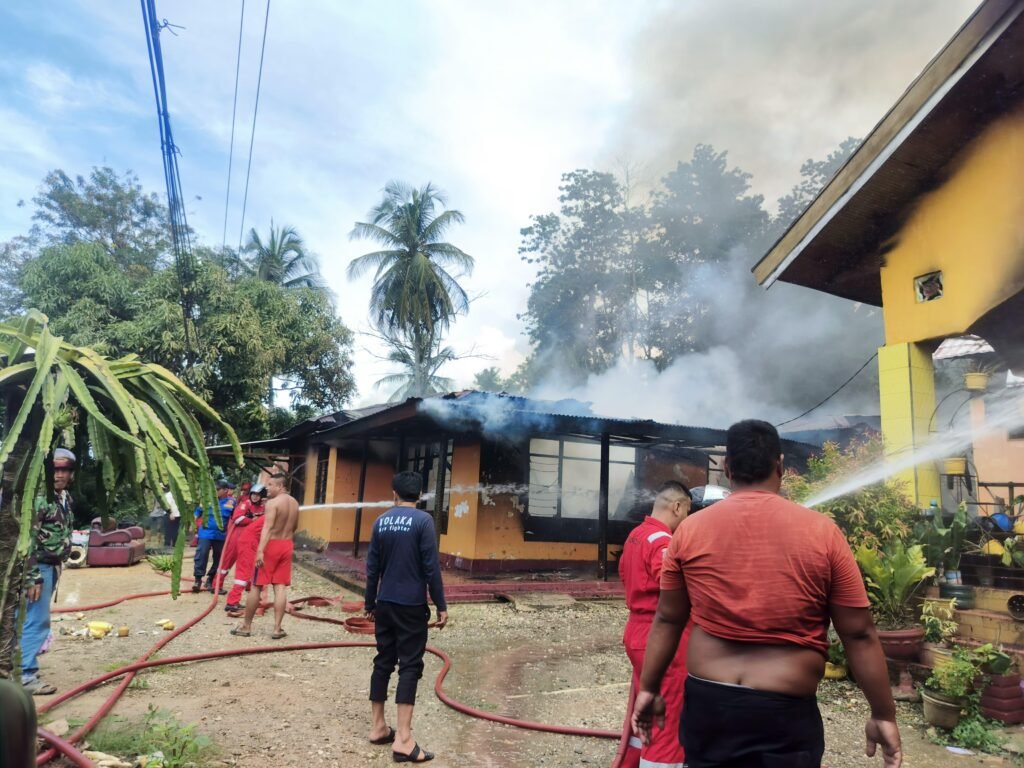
[148,554,176,572]
[86,706,217,768]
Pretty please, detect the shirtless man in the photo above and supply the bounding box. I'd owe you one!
[231,473,298,639]
[634,420,901,768]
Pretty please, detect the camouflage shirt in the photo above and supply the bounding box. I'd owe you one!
[26,491,74,584]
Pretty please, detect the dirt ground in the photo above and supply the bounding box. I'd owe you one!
[33,558,1006,767]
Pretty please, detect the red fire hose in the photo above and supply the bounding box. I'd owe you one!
[35,528,620,766]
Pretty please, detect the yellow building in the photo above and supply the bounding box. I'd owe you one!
[754,0,1024,508]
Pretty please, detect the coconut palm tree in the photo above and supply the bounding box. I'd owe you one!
[348,182,474,334]
[0,310,242,681]
[375,330,457,402]
[244,222,327,292]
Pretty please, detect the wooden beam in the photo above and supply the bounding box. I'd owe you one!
[352,437,369,558]
[598,432,610,581]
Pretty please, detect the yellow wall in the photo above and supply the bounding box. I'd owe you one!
[879,109,1024,346]
[878,342,941,506]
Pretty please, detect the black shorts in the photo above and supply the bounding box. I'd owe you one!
[682,675,825,768]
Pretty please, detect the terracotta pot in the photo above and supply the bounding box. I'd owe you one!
[965,372,990,392]
[922,689,963,729]
[877,626,926,661]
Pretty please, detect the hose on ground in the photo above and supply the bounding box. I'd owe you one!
[37,525,619,766]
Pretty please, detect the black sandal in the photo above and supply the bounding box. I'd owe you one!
[369,727,395,745]
[393,744,434,763]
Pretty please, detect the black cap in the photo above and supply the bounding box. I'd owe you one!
[216,479,237,490]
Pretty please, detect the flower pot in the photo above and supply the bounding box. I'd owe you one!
[943,457,967,476]
[943,570,963,586]
[922,690,963,729]
[965,372,990,392]
[877,626,926,661]
[938,583,974,610]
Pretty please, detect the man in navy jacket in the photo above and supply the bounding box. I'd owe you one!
[365,471,448,763]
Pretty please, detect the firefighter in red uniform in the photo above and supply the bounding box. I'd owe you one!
[222,484,268,613]
[618,481,692,768]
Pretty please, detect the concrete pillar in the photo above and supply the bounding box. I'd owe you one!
[878,342,941,506]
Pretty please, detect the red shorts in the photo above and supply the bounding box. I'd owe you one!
[255,539,293,586]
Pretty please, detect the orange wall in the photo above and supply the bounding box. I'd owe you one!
[439,440,482,562]
[295,447,393,545]
[970,397,1024,495]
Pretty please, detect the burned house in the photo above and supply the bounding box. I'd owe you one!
[283,391,813,576]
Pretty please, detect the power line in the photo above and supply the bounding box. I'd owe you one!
[141,0,199,366]
[774,352,878,429]
[237,0,271,255]
[221,0,246,252]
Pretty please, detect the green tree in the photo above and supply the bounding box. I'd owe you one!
[348,181,474,335]
[519,170,640,383]
[375,330,456,402]
[3,169,358,440]
[243,221,328,292]
[0,311,242,680]
[774,137,860,230]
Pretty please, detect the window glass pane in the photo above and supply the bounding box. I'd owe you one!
[530,438,559,456]
[610,445,635,463]
[561,457,600,517]
[528,453,560,517]
[563,439,600,460]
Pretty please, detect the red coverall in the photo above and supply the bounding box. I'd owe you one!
[619,516,689,768]
[218,498,252,583]
[224,502,265,607]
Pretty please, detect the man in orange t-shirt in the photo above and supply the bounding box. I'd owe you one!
[633,419,902,768]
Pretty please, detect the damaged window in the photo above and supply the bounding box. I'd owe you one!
[403,439,453,533]
[527,437,637,520]
[313,445,331,504]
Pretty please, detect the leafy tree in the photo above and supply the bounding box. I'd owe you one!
[348,181,474,335]
[2,169,358,440]
[0,311,242,679]
[774,137,860,230]
[645,144,770,362]
[375,330,456,402]
[473,367,506,392]
[519,170,639,383]
[243,221,328,293]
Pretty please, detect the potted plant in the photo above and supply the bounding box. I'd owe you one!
[922,646,978,729]
[920,598,959,669]
[943,456,968,476]
[856,541,935,660]
[964,360,997,392]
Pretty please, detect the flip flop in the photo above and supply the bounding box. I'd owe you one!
[393,744,434,763]
[271,630,288,640]
[229,628,251,637]
[22,679,57,696]
[369,727,396,745]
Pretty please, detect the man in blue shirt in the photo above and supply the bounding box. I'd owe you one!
[365,471,448,763]
[192,479,235,593]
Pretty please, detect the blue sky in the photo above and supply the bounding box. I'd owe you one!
[0,1,978,406]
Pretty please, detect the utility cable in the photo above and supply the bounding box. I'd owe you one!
[236,0,271,255]
[221,0,246,252]
[775,352,878,428]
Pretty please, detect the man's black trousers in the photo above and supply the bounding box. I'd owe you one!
[682,675,825,768]
[370,601,430,705]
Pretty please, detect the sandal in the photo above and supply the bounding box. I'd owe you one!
[369,727,396,745]
[270,630,288,640]
[229,627,251,637]
[22,678,57,696]
[393,744,434,763]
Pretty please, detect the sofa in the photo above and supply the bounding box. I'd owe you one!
[86,524,146,567]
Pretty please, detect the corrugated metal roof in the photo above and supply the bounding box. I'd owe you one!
[933,335,996,360]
